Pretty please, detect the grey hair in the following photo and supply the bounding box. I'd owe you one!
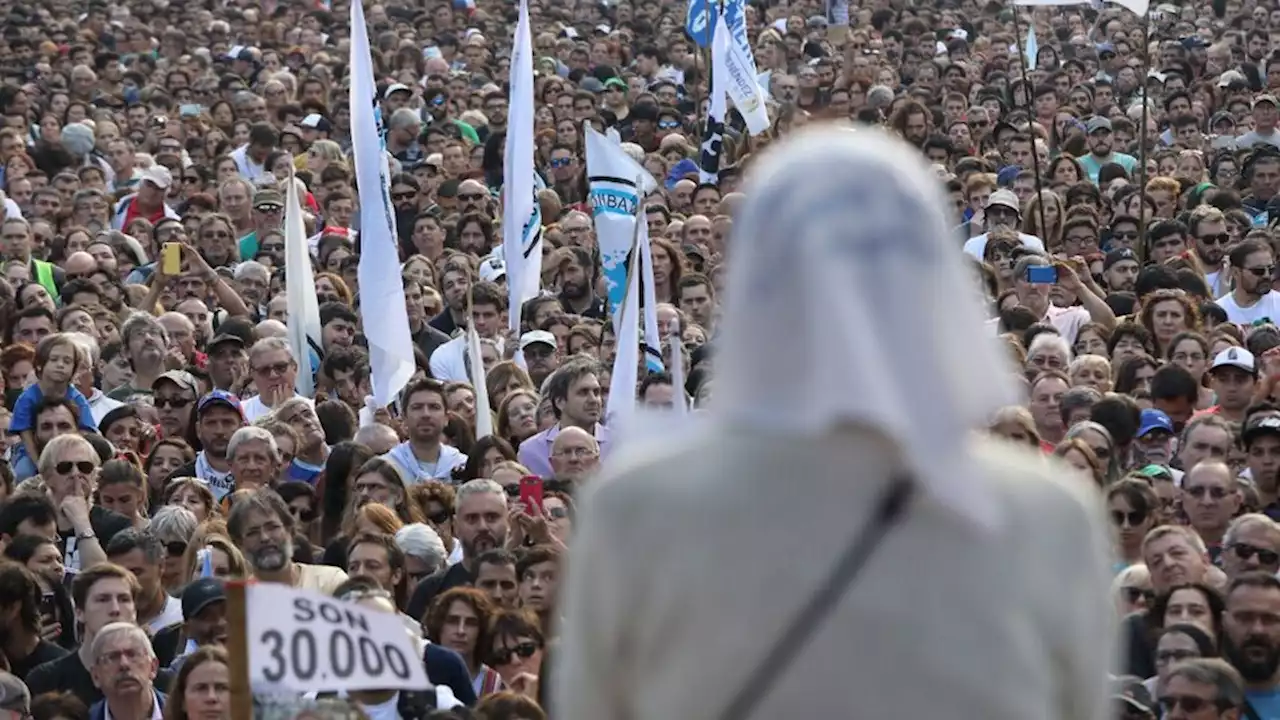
[389,107,421,130]
[37,435,97,477]
[120,311,168,347]
[1027,332,1072,363]
[149,505,198,546]
[248,336,295,365]
[1224,513,1280,547]
[227,426,280,463]
[1164,658,1245,710]
[455,479,506,513]
[234,260,270,282]
[272,397,314,422]
[394,524,447,571]
[90,622,156,663]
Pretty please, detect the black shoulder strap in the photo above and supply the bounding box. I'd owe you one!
[717,475,916,720]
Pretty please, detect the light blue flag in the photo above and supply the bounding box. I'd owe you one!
[1025,25,1039,67]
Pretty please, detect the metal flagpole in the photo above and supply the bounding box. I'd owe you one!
[1010,4,1049,239]
[1136,11,1152,264]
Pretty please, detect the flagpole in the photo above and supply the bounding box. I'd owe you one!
[1137,11,1152,264]
[1010,4,1048,239]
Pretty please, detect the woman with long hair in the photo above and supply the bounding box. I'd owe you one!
[498,390,541,450]
[460,436,518,482]
[320,441,376,542]
[1139,289,1201,358]
[322,458,420,568]
[1022,191,1064,251]
[425,587,505,697]
[162,645,231,720]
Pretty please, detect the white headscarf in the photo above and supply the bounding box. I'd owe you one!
[714,126,1018,530]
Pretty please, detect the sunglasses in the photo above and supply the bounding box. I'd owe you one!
[1121,586,1154,605]
[255,361,292,376]
[488,642,538,666]
[1198,232,1230,246]
[56,461,95,475]
[1112,231,1140,241]
[1246,266,1276,277]
[1231,543,1280,565]
[427,510,451,525]
[549,158,572,168]
[392,191,416,201]
[1185,485,1231,500]
[166,540,188,557]
[1110,509,1147,527]
[154,397,192,409]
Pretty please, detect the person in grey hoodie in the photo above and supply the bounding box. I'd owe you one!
[383,377,468,483]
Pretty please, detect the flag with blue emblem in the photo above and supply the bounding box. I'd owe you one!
[685,0,717,48]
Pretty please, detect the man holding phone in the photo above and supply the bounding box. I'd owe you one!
[1011,254,1117,346]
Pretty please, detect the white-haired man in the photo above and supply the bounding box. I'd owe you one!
[226,426,281,493]
[241,337,307,422]
[88,622,165,718]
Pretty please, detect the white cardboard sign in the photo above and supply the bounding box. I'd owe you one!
[246,583,430,694]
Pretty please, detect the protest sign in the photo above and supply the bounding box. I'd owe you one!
[230,581,431,697]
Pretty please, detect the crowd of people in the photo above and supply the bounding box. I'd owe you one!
[4,0,1280,716]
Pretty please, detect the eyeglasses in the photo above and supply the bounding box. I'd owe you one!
[1112,231,1139,241]
[547,505,568,520]
[254,361,292,376]
[392,191,416,201]
[56,461,95,475]
[154,396,192,409]
[488,641,539,666]
[1231,543,1280,565]
[1121,586,1154,605]
[1158,695,1220,714]
[1246,265,1276,277]
[457,193,487,202]
[554,446,597,459]
[1197,232,1230,245]
[1110,509,1147,527]
[166,540,188,557]
[549,157,572,168]
[1185,485,1231,500]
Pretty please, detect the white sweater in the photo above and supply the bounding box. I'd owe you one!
[554,427,1115,720]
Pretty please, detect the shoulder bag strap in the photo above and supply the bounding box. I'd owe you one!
[717,474,917,720]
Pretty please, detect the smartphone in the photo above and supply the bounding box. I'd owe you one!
[162,242,182,274]
[518,475,544,515]
[179,103,202,117]
[1026,265,1058,284]
[38,591,55,619]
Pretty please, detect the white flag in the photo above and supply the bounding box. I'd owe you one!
[584,125,658,326]
[466,322,494,439]
[1013,0,1148,16]
[636,219,663,373]
[284,174,322,397]
[714,13,770,135]
[502,0,542,333]
[670,326,688,415]
[351,0,414,406]
[607,225,645,426]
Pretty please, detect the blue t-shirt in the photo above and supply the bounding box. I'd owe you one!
[8,384,96,435]
[285,457,325,485]
[1247,687,1280,719]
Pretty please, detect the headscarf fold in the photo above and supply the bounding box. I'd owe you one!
[714,126,1020,530]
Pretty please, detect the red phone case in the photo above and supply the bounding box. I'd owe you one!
[519,475,544,514]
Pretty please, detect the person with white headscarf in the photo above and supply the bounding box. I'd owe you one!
[553,126,1115,720]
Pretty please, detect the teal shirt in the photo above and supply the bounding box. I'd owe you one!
[239,231,258,260]
[1077,152,1139,185]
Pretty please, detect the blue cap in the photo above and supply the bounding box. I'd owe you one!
[1137,409,1174,438]
[1096,42,1116,55]
[996,165,1021,187]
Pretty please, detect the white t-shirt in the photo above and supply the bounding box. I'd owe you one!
[146,594,184,634]
[1215,290,1280,326]
[230,145,268,182]
[962,231,1046,260]
[240,394,311,423]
